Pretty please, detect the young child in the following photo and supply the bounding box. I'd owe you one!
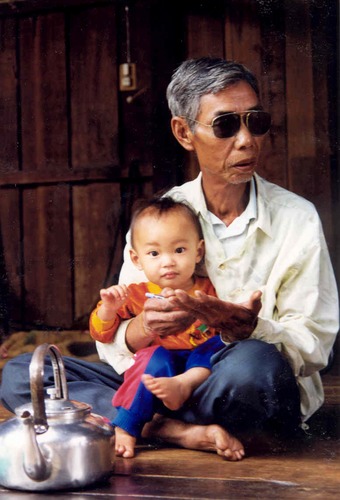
[89,197,244,460]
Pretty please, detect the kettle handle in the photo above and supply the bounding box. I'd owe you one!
[29,343,69,430]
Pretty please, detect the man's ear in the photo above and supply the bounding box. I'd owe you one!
[171,117,195,152]
[129,248,143,270]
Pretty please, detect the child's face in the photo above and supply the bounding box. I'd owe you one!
[130,211,204,291]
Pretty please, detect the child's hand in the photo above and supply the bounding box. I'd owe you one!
[100,284,129,308]
[97,285,129,321]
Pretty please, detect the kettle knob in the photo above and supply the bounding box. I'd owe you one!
[46,388,58,400]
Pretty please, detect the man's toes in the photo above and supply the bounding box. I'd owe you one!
[115,444,126,456]
[217,445,245,461]
[122,448,135,458]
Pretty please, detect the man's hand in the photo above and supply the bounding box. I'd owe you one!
[126,287,196,353]
[168,289,262,342]
[142,287,196,338]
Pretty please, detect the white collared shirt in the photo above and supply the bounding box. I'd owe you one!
[208,176,257,258]
[97,173,339,421]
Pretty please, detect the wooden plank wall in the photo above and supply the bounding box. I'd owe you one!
[0,1,154,332]
[0,0,338,338]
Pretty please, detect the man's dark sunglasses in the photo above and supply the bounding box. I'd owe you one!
[185,110,271,139]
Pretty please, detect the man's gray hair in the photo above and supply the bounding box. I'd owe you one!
[166,57,260,127]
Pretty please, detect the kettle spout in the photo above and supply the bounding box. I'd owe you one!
[21,411,51,482]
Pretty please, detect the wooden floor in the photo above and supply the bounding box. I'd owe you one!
[0,372,339,499]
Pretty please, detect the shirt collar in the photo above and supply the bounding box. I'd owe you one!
[171,171,272,238]
[253,173,272,238]
[244,176,257,222]
[208,177,257,233]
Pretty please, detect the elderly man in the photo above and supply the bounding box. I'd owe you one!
[1,58,338,458]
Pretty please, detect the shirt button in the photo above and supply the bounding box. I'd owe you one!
[219,264,225,270]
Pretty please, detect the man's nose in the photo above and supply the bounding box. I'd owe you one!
[234,121,254,148]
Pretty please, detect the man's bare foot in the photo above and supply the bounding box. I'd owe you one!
[114,427,136,458]
[142,373,192,410]
[142,415,245,461]
[0,344,8,359]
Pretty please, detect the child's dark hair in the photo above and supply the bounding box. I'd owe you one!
[130,196,203,249]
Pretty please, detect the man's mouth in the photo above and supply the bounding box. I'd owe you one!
[234,158,256,169]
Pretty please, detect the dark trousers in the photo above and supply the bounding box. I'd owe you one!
[175,339,301,436]
[0,339,300,436]
[113,336,225,437]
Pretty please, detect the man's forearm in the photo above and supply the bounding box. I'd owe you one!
[125,313,154,352]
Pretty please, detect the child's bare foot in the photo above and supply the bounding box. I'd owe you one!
[142,415,245,461]
[142,373,192,410]
[114,427,136,458]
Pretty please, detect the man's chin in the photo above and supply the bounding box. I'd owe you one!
[220,170,254,185]
[229,173,254,185]
[202,167,254,185]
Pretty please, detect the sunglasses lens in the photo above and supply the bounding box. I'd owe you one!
[212,111,271,138]
[247,111,271,136]
[212,114,240,138]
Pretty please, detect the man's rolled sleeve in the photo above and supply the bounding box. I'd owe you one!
[96,319,135,375]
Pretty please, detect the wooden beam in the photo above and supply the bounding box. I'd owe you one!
[224,0,262,79]
[0,0,111,16]
[19,13,69,170]
[23,185,73,327]
[285,0,316,188]
[73,183,123,321]
[0,166,129,188]
[0,17,18,174]
[69,4,119,169]
[186,12,225,182]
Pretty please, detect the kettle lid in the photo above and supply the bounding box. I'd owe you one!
[15,396,91,422]
[45,395,91,416]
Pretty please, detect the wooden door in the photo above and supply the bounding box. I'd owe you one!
[0,2,151,332]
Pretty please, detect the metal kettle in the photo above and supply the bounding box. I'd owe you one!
[0,343,114,491]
